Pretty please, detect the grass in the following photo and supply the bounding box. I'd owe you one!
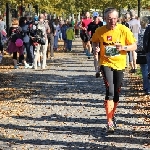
[136,67,142,77]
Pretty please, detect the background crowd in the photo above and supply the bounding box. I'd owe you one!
[0,10,149,96]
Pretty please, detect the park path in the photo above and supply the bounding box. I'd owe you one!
[0,39,149,150]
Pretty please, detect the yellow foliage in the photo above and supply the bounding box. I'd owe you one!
[0,0,149,16]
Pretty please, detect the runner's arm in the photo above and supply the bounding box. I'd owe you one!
[92,42,100,53]
[79,21,86,30]
[86,24,91,37]
[121,43,137,51]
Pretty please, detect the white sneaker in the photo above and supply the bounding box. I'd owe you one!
[24,63,30,69]
[42,65,46,69]
[28,65,33,69]
[38,63,41,67]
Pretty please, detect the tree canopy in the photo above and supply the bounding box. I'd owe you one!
[0,0,149,16]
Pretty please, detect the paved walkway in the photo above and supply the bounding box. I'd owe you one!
[0,39,149,150]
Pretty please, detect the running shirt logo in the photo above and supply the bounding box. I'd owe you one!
[107,36,112,41]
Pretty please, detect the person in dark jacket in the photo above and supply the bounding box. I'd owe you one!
[121,13,130,28]
[19,17,33,67]
[143,21,150,79]
[138,16,150,95]
[87,12,103,78]
[61,20,68,51]
[7,18,29,69]
[47,19,55,59]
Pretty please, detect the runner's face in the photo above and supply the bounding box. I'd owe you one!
[86,12,90,18]
[106,11,118,29]
[94,17,99,23]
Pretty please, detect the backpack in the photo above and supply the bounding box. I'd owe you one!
[122,22,129,28]
[11,27,23,47]
[35,21,46,45]
[15,39,23,47]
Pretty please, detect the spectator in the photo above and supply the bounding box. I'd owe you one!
[61,20,68,51]
[74,19,80,38]
[143,16,150,81]
[137,16,150,95]
[38,13,50,69]
[0,15,6,55]
[7,18,28,69]
[122,13,130,67]
[66,24,74,52]
[128,10,141,73]
[53,19,60,51]
[48,19,55,59]
[122,13,130,28]
[59,19,63,40]
[19,16,33,68]
[71,18,75,31]
[34,14,39,21]
[30,14,50,69]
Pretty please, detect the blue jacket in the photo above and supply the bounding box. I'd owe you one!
[61,24,68,40]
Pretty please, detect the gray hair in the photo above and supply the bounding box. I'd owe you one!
[141,16,149,28]
[129,10,136,18]
[124,13,130,22]
[104,7,118,18]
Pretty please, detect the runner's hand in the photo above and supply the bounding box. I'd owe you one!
[115,43,123,51]
[94,46,100,55]
[82,27,87,30]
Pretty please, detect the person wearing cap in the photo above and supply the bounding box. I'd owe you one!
[34,14,39,21]
[128,10,141,73]
[87,12,103,78]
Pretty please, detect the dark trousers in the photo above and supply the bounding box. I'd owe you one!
[48,34,54,57]
[66,40,72,51]
[100,65,124,103]
[24,42,33,64]
[0,43,3,53]
[13,52,24,63]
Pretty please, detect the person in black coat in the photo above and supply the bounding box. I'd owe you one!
[47,19,55,59]
[143,19,150,80]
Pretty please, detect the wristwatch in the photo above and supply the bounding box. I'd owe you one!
[124,46,128,51]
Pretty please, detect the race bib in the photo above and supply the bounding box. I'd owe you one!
[105,46,120,56]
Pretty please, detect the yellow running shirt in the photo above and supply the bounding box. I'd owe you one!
[92,24,136,70]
